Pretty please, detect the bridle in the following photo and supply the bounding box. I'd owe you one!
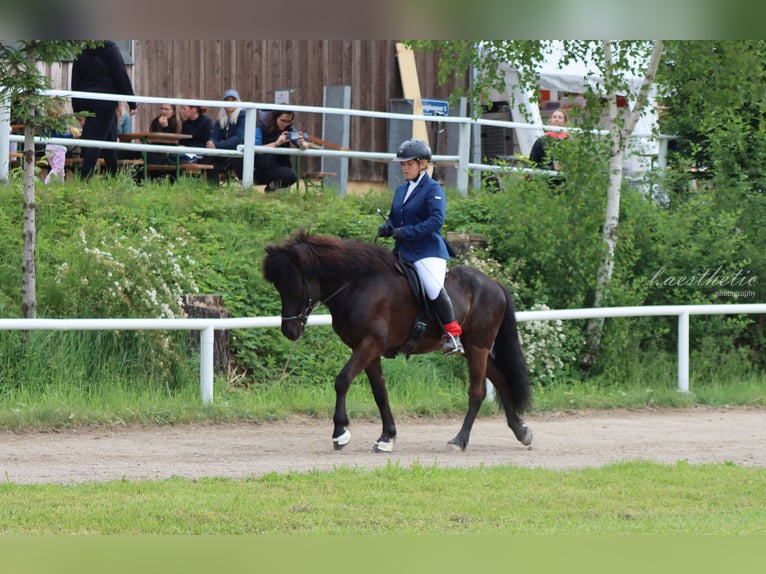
[281,275,348,326]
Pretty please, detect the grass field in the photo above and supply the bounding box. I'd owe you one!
[1,460,765,535]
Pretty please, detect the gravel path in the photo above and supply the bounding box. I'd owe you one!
[2,406,765,484]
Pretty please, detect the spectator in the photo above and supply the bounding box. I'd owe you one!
[71,41,137,179]
[206,89,245,185]
[43,97,81,185]
[179,104,213,164]
[254,109,309,192]
[529,108,569,171]
[147,103,182,166]
[116,101,132,135]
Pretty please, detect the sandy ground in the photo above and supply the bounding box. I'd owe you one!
[1,406,765,484]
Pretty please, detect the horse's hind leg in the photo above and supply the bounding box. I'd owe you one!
[486,360,533,446]
[448,349,489,451]
[365,358,397,453]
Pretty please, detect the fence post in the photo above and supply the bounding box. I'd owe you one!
[457,120,470,196]
[200,326,215,404]
[241,108,256,188]
[0,91,11,183]
[678,312,690,392]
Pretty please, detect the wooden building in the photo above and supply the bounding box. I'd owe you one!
[44,40,470,184]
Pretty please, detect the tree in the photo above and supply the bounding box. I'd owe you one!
[0,41,94,318]
[658,41,766,351]
[410,40,663,368]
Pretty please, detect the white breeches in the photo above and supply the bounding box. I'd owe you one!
[414,257,447,300]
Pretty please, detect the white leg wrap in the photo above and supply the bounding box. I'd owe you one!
[333,429,351,447]
[373,439,394,453]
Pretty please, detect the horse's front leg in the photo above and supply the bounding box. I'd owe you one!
[365,358,396,453]
[448,346,489,451]
[331,342,380,451]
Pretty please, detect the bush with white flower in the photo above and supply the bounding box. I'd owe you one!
[453,246,576,385]
[52,222,199,380]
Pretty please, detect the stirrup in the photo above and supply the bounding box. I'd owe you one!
[441,334,464,356]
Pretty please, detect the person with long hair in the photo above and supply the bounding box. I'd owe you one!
[254,109,308,192]
[146,103,182,166]
[205,89,245,185]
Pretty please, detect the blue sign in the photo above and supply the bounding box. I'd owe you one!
[421,98,449,117]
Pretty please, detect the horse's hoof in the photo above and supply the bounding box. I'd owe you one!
[448,436,468,451]
[373,439,394,453]
[520,427,533,446]
[333,429,351,450]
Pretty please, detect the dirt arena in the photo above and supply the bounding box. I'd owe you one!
[2,406,765,484]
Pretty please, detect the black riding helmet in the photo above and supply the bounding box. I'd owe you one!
[394,138,432,162]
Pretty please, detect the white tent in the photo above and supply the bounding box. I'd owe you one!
[488,45,659,173]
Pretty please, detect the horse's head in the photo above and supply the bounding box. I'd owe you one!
[263,241,317,341]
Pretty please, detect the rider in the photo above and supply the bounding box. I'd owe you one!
[377,138,464,356]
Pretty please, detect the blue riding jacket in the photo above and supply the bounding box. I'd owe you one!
[385,172,450,262]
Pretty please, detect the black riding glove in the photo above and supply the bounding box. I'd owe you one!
[392,227,403,240]
[377,223,394,238]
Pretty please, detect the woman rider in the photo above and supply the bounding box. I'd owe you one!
[377,138,464,356]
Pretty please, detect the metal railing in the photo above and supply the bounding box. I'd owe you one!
[1,303,763,404]
[2,89,670,193]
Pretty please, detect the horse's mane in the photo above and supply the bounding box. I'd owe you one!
[264,229,399,282]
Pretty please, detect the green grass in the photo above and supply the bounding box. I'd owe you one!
[1,461,764,534]
[2,345,766,430]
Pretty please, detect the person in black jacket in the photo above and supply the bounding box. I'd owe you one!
[254,109,309,191]
[179,104,213,164]
[529,108,569,189]
[146,103,181,166]
[71,41,137,180]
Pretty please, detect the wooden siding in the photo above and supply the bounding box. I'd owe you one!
[42,40,469,183]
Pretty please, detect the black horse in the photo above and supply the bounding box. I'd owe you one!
[262,229,533,452]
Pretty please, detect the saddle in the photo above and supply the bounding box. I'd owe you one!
[394,256,436,358]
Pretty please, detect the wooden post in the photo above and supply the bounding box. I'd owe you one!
[183,294,231,373]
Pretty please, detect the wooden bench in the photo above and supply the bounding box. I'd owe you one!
[34,157,144,177]
[145,163,215,179]
[300,171,336,192]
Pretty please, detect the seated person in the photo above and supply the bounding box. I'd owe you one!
[42,97,82,184]
[180,104,213,164]
[254,109,309,192]
[206,89,245,185]
[146,103,182,166]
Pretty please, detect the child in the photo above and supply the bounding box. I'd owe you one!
[44,99,81,184]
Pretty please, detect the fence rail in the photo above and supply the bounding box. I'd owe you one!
[2,303,764,404]
[2,89,669,193]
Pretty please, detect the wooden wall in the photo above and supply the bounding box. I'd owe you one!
[128,40,468,182]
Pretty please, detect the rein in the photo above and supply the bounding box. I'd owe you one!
[277,279,349,384]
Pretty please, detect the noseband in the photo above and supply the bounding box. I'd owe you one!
[281,277,316,325]
[281,276,348,326]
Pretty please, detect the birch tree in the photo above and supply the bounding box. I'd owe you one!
[411,40,664,368]
[0,41,93,318]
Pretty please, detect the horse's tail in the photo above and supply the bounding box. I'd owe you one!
[492,284,531,413]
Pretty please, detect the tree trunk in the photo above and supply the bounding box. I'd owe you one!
[581,40,664,369]
[21,122,36,318]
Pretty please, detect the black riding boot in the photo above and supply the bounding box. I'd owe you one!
[430,288,464,356]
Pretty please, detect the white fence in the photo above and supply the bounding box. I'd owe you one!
[1,89,669,193]
[1,303,764,404]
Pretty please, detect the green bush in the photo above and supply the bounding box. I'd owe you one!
[0,169,764,400]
